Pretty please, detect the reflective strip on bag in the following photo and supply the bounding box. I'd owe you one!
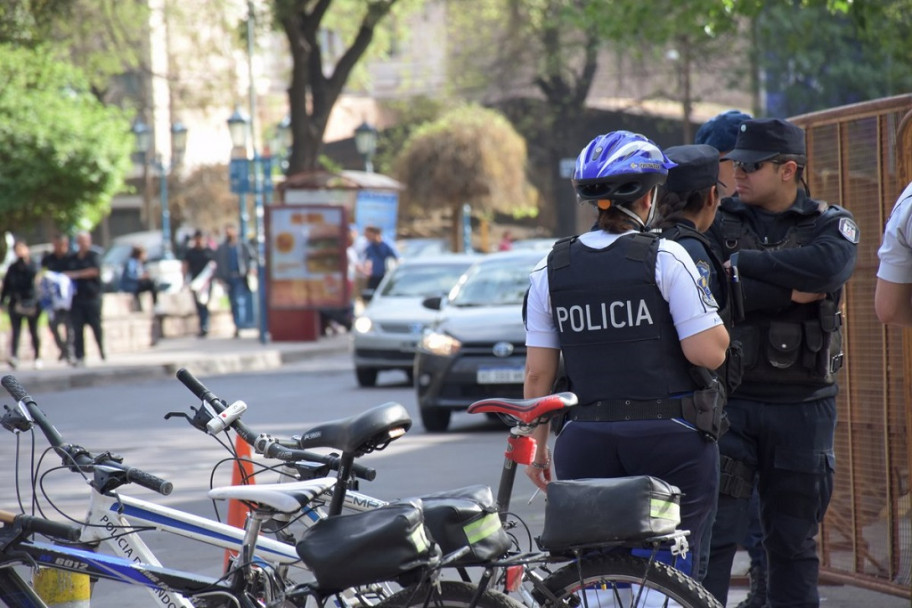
[409,525,431,553]
[650,498,680,523]
[463,512,503,545]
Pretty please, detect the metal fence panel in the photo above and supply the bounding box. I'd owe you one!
[792,95,912,595]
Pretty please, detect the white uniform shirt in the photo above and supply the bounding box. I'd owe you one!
[877,181,912,284]
[525,230,723,349]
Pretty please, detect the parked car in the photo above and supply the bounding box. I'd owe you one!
[413,249,545,432]
[396,237,451,258]
[100,231,185,294]
[352,254,479,387]
[510,237,558,251]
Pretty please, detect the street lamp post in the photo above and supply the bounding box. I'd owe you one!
[226,107,273,345]
[353,120,378,173]
[132,118,188,259]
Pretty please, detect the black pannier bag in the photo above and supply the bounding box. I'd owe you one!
[538,476,682,552]
[415,485,513,565]
[296,499,438,591]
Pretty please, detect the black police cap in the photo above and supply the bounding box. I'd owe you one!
[722,118,806,164]
[663,145,720,193]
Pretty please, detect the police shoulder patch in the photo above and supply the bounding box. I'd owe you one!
[695,260,718,308]
[838,217,859,243]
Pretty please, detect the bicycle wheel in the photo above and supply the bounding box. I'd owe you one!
[377,580,525,608]
[534,553,721,608]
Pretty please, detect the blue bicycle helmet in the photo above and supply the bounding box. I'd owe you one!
[572,131,676,205]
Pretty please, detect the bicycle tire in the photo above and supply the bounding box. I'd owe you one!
[534,552,722,608]
[377,580,525,608]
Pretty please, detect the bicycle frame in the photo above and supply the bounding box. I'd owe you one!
[0,537,252,608]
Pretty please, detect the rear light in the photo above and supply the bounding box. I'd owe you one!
[505,565,524,592]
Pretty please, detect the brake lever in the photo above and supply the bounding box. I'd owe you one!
[1,403,33,433]
[164,404,212,434]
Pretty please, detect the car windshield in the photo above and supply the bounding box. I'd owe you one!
[102,243,134,266]
[379,262,472,297]
[448,255,537,307]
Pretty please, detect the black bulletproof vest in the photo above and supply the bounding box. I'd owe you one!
[712,205,842,388]
[547,233,696,405]
[660,223,731,329]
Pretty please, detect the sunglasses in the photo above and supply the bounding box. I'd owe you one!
[733,160,784,174]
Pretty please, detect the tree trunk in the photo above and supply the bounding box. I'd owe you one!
[279,0,398,176]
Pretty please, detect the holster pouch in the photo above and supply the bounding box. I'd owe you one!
[766,321,802,369]
[730,271,745,323]
[683,368,726,441]
[721,341,743,396]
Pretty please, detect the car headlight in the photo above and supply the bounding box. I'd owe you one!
[418,331,461,357]
[353,316,373,334]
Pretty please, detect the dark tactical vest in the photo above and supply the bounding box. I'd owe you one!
[546,233,696,406]
[660,223,742,395]
[712,203,844,388]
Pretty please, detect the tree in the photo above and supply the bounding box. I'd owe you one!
[273,0,419,175]
[754,2,912,116]
[395,105,536,251]
[0,45,133,234]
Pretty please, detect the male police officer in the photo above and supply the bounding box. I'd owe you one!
[702,118,859,607]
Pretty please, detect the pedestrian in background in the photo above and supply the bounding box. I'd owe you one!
[362,225,398,290]
[875,180,912,326]
[215,223,255,338]
[66,231,105,366]
[40,234,75,364]
[183,229,216,338]
[524,131,730,578]
[120,245,158,311]
[1,240,42,369]
[498,230,513,251]
[702,118,859,607]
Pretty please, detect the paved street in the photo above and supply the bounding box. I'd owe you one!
[0,335,907,607]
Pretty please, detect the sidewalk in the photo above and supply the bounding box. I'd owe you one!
[3,329,351,394]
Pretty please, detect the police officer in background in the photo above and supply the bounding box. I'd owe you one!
[875,180,912,326]
[695,110,753,199]
[524,131,730,577]
[702,118,859,607]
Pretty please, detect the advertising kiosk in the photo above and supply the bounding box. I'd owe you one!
[269,170,402,341]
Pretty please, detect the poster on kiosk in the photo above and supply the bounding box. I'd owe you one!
[266,204,348,340]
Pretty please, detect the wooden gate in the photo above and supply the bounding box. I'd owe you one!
[790,95,912,596]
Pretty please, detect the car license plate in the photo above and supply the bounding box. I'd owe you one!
[477,367,525,384]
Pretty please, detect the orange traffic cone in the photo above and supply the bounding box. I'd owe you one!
[224,435,255,571]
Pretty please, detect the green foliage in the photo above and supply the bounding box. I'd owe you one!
[756,2,912,115]
[1,0,147,97]
[0,0,75,47]
[374,96,448,175]
[0,45,133,234]
[396,104,537,221]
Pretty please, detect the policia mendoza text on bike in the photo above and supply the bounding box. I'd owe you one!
[701,118,859,607]
[523,131,730,577]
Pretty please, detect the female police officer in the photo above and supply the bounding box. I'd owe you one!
[524,131,730,576]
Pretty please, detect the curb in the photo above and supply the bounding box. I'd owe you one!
[9,337,352,395]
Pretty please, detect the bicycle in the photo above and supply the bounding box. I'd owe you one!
[0,373,523,608]
[169,370,722,608]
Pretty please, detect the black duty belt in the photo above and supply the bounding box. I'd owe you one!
[567,399,684,422]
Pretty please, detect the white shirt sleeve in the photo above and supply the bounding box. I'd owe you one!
[656,240,724,340]
[524,232,723,349]
[877,182,912,284]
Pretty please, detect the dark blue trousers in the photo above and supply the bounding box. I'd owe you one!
[702,396,836,607]
[554,419,718,577]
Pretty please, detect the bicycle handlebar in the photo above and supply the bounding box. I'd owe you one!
[174,368,377,482]
[0,509,81,542]
[1,375,173,496]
